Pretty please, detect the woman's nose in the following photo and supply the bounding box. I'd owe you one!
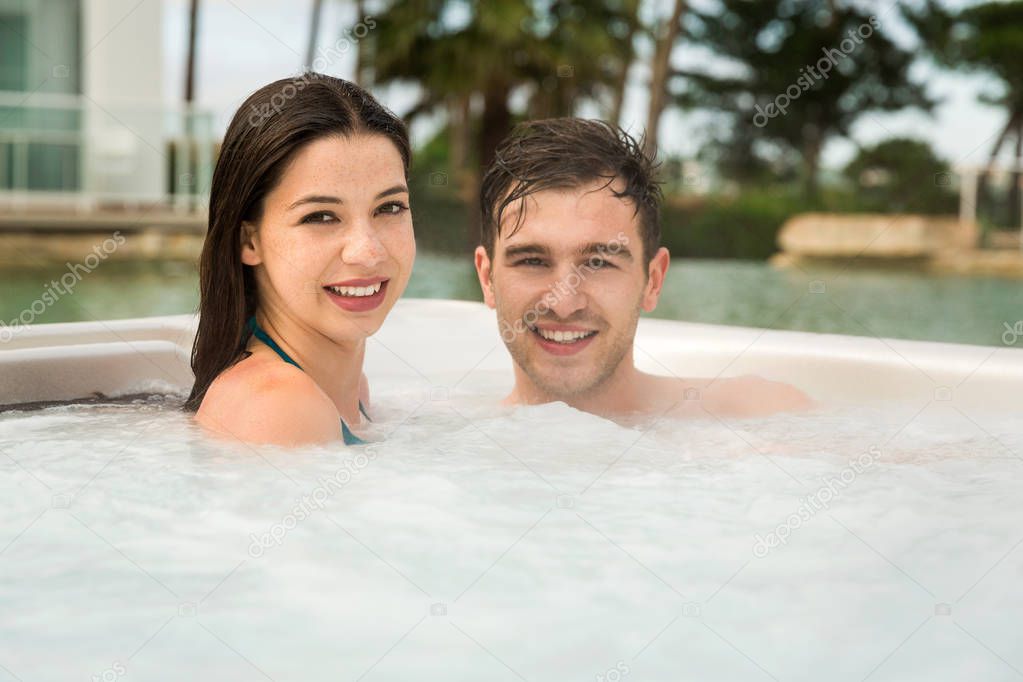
[342,221,387,267]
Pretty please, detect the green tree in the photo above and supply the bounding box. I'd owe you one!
[904,0,1023,227]
[364,0,634,173]
[672,0,931,197]
[363,0,638,249]
[843,137,957,214]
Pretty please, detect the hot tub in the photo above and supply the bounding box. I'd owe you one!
[1,300,1021,681]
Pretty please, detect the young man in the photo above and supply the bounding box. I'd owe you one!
[473,118,811,420]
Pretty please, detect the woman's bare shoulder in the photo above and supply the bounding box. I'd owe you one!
[195,351,341,446]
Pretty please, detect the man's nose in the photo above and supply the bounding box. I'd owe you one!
[546,265,588,319]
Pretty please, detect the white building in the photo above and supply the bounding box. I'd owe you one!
[0,0,214,208]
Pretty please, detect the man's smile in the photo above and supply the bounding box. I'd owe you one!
[528,322,599,355]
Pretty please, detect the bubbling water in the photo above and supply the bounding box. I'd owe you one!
[1,387,1021,682]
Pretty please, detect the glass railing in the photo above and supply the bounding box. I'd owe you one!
[0,91,217,210]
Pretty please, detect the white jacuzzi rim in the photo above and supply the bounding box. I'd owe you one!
[2,298,1022,408]
[3,296,1019,357]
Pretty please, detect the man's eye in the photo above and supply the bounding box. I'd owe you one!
[591,258,610,268]
[301,211,337,224]
[515,257,546,267]
[376,202,408,216]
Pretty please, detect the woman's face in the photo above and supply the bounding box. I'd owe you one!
[241,133,415,342]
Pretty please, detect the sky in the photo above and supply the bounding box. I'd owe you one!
[161,0,1013,174]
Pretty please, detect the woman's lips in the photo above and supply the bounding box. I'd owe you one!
[323,279,389,312]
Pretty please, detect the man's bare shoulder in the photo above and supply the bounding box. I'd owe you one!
[647,373,813,418]
[196,351,342,446]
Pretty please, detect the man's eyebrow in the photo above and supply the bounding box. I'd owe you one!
[503,243,550,258]
[578,241,633,260]
[287,185,407,211]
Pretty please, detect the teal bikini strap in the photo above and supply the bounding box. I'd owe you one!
[341,420,365,446]
[247,316,369,445]
[247,316,301,369]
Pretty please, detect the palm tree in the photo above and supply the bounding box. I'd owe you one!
[905,0,1023,227]
[673,0,929,197]
[362,0,638,247]
[366,0,634,172]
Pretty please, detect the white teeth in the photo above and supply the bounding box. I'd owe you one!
[327,282,382,297]
[535,328,595,343]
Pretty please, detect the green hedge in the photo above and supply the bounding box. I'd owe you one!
[660,191,808,259]
[407,172,948,260]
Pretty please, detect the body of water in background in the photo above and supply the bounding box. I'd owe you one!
[0,254,1019,347]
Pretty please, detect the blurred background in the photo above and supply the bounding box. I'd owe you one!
[1,0,1021,346]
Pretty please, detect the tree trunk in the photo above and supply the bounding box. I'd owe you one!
[803,130,822,200]
[609,7,637,126]
[354,0,367,85]
[184,0,199,103]
[480,81,512,171]
[305,0,324,70]
[643,0,685,159]
[184,0,199,211]
[1010,112,1023,229]
[467,81,512,249]
[978,112,1017,227]
[448,94,472,191]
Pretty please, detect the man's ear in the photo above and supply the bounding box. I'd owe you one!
[474,245,496,309]
[641,247,670,312]
[240,221,262,266]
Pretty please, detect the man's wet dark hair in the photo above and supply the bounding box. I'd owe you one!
[479,118,662,264]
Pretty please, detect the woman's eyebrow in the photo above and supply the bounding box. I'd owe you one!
[286,185,406,210]
[375,184,408,200]
[287,195,341,210]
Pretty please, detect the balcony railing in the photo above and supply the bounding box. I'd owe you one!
[0,90,217,212]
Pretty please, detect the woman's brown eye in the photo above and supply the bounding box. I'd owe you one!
[302,212,335,224]
[377,202,408,216]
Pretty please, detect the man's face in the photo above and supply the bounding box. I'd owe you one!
[475,179,669,400]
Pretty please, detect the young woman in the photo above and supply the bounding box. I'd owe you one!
[184,74,415,446]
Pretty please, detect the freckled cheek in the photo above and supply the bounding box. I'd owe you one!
[380,225,416,275]
[264,224,321,261]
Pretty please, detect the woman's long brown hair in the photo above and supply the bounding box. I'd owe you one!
[183,74,410,412]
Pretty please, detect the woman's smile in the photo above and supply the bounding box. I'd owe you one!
[324,277,390,312]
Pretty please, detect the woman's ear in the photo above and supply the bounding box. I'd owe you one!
[240,221,262,266]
